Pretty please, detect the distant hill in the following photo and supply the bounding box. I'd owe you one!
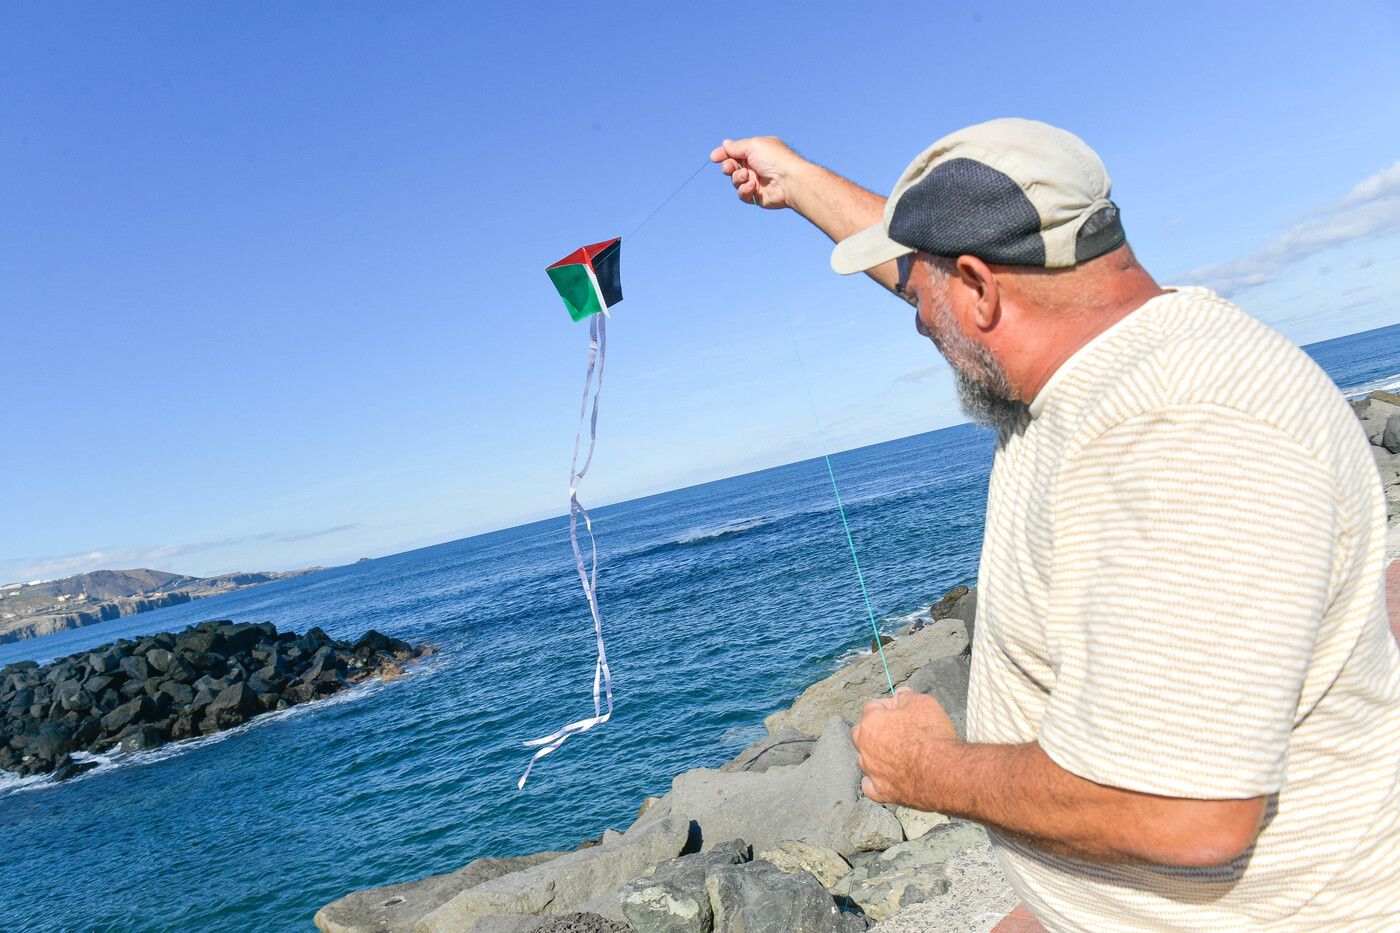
[0,567,324,644]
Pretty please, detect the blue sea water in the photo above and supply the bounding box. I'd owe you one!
[2,321,1397,933]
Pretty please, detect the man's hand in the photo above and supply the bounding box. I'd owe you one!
[710,136,808,210]
[711,136,899,292]
[851,686,959,808]
[852,686,1268,867]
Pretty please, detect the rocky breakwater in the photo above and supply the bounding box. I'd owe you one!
[316,585,1017,933]
[1352,390,1400,549]
[0,620,433,781]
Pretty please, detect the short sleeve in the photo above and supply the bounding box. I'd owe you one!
[1035,404,1337,798]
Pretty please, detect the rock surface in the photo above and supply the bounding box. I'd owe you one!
[415,816,694,933]
[653,717,903,857]
[619,838,749,933]
[831,822,987,921]
[0,620,429,779]
[706,860,865,933]
[315,853,566,933]
[763,619,969,737]
[754,841,851,889]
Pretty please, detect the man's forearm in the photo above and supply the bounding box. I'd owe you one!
[902,739,1261,867]
[784,161,901,293]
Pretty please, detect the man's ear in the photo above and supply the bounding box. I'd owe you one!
[954,255,1000,332]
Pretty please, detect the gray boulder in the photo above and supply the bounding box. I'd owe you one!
[314,852,565,933]
[416,816,693,933]
[1384,413,1400,454]
[764,620,969,737]
[205,683,261,730]
[706,860,866,932]
[100,695,154,735]
[662,718,902,857]
[619,838,749,933]
[754,840,851,888]
[831,821,987,922]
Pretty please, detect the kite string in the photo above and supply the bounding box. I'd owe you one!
[625,158,713,242]
[750,198,896,696]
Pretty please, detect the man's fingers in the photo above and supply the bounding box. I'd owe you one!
[861,775,885,802]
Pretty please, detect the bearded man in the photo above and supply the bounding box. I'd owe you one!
[711,119,1400,931]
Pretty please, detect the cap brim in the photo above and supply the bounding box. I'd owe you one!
[830,223,913,275]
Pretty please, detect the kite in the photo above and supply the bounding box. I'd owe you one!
[518,237,623,788]
[545,238,623,321]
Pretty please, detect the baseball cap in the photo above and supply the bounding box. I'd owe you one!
[830,118,1125,274]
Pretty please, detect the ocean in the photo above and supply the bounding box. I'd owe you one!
[2,321,1397,932]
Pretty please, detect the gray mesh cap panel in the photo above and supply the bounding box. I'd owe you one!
[887,158,1046,265]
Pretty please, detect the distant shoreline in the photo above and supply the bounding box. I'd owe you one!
[0,567,325,645]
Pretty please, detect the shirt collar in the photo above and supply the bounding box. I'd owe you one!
[1027,288,1187,418]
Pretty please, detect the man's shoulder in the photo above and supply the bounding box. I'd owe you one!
[1048,287,1352,457]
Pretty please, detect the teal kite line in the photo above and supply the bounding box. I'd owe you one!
[750,198,897,696]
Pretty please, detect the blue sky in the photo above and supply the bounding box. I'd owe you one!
[3,1,1399,582]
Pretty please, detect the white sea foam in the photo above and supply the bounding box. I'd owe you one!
[1343,372,1400,400]
[675,517,773,546]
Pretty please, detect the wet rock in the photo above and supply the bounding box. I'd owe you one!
[50,755,98,781]
[353,629,412,656]
[160,682,194,707]
[205,683,261,730]
[120,723,168,753]
[101,695,154,735]
[3,620,430,779]
[119,655,150,682]
[87,649,121,674]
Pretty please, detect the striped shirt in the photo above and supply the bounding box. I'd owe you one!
[966,287,1400,931]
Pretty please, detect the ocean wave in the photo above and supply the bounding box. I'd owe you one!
[1342,372,1400,400]
[675,517,775,546]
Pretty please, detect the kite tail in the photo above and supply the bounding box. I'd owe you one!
[519,312,614,789]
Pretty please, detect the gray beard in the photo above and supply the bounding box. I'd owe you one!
[951,364,1030,445]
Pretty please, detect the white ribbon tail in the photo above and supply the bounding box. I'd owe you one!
[519,312,615,789]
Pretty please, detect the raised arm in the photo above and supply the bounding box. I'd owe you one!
[710,137,902,294]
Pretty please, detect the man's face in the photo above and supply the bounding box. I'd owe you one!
[905,254,1029,438]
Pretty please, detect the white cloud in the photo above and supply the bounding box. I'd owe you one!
[1186,159,1400,295]
[3,524,357,583]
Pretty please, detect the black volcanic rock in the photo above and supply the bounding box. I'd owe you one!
[0,620,431,781]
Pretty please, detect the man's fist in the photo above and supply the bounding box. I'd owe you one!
[851,686,960,807]
[710,136,806,209]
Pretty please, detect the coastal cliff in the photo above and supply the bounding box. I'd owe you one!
[0,567,323,644]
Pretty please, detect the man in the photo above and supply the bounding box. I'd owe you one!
[711,119,1400,930]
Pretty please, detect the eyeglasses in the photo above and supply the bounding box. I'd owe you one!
[895,253,914,297]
